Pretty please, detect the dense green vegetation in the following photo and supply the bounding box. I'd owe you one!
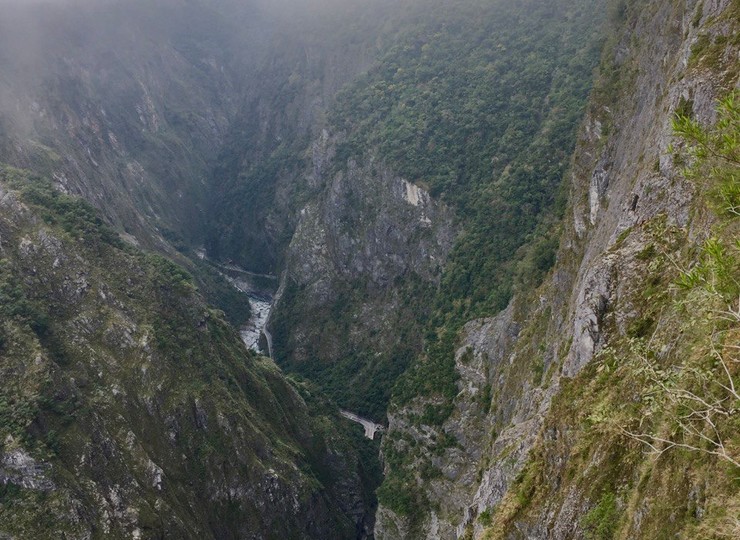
[363,0,619,519]
[329,0,604,420]
[271,269,437,420]
[188,257,253,327]
[271,0,608,424]
[207,128,310,273]
[581,491,619,540]
[333,0,603,320]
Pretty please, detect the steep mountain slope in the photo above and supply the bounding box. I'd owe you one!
[375,0,740,538]
[0,0,404,327]
[0,167,379,539]
[0,0,387,262]
[269,0,608,420]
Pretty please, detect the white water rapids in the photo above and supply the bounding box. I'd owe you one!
[239,296,271,353]
[201,251,274,356]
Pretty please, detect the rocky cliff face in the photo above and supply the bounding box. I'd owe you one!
[203,0,401,273]
[271,147,457,419]
[376,0,740,538]
[267,0,607,422]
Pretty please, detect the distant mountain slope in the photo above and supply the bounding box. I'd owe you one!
[0,0,248,249]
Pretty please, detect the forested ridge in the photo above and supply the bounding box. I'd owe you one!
[270,0,608,421]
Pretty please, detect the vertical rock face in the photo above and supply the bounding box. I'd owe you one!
[271,148,457,419]
[286,156,455,289]
[203,1,399,274]
[376,0,740,538]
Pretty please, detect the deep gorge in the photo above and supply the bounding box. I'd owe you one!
[0,0,738,539]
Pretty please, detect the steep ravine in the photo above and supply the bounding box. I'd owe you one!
[213,253,386,442]
[202,253,277,356]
